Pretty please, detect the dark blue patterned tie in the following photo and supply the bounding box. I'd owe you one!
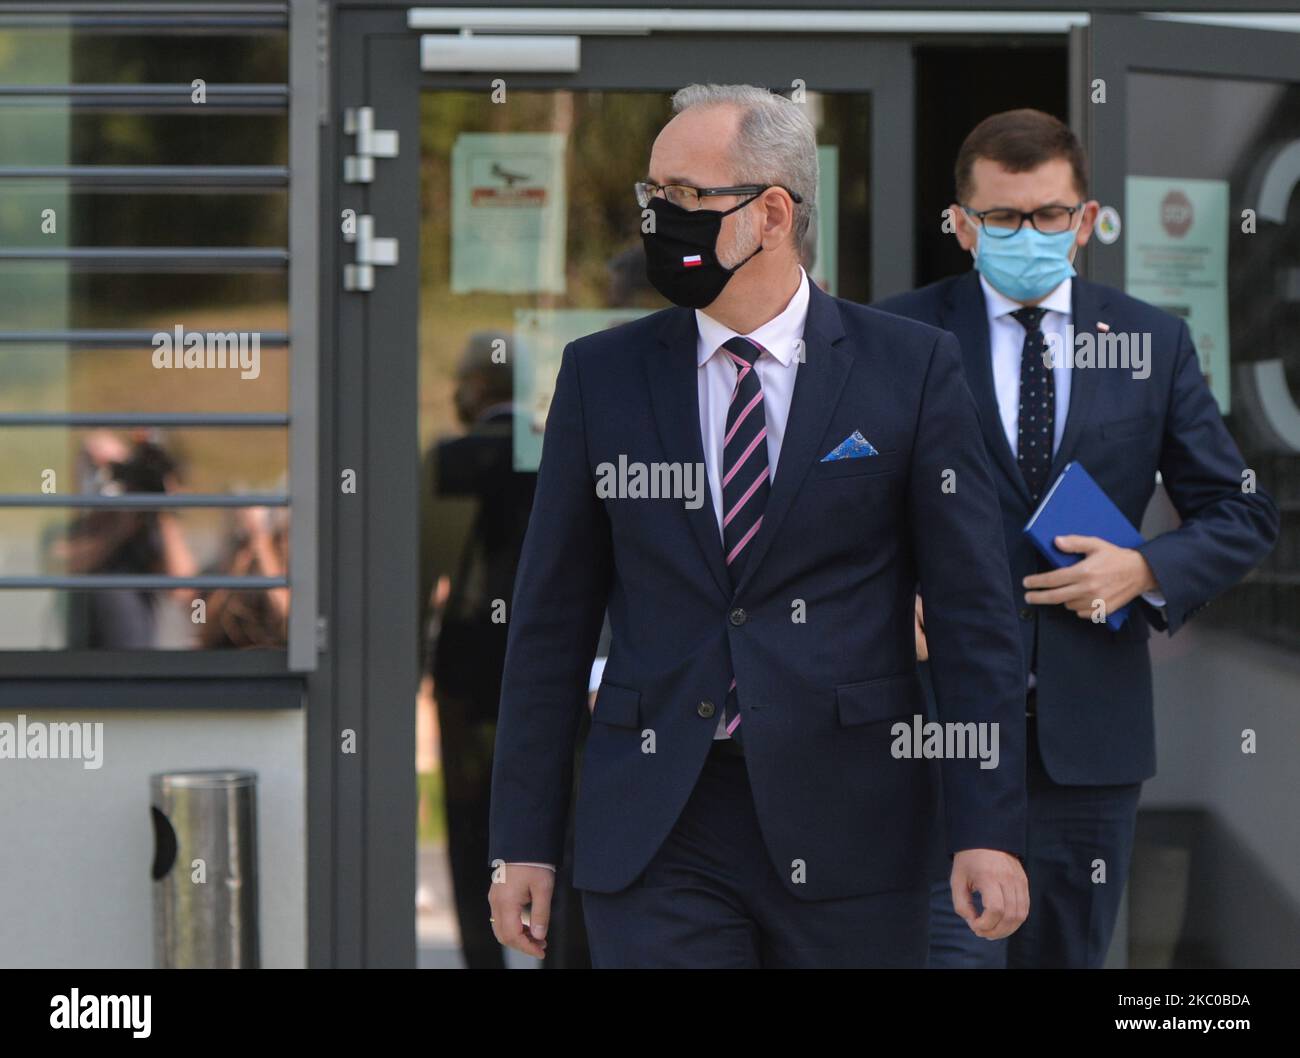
[1011,306,1054,503]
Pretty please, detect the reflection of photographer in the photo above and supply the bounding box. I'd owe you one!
[58,431,197,649]
[421,333,584,968]
[199,505,289,649]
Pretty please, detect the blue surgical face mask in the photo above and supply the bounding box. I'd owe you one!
[971,224,1078,303]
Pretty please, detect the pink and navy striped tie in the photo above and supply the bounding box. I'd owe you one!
[720,335,770,741]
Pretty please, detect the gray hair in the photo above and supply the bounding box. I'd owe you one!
[670,83,818,248]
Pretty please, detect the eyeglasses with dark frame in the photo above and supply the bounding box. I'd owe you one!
[961,202,1085,238]
[635,181,804,211]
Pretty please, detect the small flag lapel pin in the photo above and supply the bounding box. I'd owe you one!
[682,254,703,268]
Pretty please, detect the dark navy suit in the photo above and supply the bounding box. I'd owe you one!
[876,270,1280,966]
[489,280,1029,967]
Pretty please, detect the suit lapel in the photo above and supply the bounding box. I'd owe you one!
[1045,278,1109,484]
[942,271,1031,507]
[731,282,851,600]
[648,307,731,600]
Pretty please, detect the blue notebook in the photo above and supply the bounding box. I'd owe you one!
[1023,462,1144,631]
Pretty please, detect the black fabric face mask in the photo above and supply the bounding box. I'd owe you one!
[640,195,763,309]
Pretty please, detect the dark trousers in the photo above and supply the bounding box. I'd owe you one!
[581,743,929,969]
[927,715,1142,968]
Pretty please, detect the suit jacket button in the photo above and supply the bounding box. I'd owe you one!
[729,607,747,626]
[1019,608,1032,620]
[697,700,716,719]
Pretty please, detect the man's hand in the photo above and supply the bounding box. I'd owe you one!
[914,594,928,661]
[950,848,1029,940]
[1022,535,1158,621]
[488,864,553,959]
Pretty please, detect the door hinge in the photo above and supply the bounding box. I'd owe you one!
[343,105,398,183]
[342,214,398,292]
[316,615,329,653]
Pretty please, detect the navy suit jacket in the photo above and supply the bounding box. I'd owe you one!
[489,280,1027,901]
[876,270,1280,786]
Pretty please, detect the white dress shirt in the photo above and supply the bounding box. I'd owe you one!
[508,269,810,873]
[981,273,1072,460]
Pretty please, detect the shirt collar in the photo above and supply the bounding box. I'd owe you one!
[979,272,1073,323]
[695,267,810,367]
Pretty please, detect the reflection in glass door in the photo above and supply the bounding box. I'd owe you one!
[1121,69,1300,643]
[1090,19,1300,652]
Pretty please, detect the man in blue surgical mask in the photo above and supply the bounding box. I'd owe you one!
[877,109,1278,969]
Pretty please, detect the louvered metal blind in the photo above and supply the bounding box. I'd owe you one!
[0,1,319,670]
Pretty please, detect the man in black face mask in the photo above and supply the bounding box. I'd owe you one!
[489,84,1029,968]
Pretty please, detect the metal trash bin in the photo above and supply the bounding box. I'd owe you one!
[150,770,259,968]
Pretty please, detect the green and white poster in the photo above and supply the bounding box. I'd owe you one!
[512,307,649,472]
[1125,176,1231,411]
[451,132,567,294]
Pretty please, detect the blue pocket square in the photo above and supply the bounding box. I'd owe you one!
[821,430,879,461]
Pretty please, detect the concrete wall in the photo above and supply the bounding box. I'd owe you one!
[1138,624,1300,967]
[0,709,305,968]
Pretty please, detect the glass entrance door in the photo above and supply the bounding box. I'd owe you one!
[1089,14,1300,647]
[416,86,876,968]
[332,8,915,967]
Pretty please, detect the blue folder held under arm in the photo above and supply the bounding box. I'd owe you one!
[1023,461,1145,631]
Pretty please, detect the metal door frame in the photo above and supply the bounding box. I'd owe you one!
[1087,13,1300,290]
[315,4,422,967]
[321,1,917,968]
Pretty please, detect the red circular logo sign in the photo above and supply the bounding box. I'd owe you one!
[1161,190,1194,238]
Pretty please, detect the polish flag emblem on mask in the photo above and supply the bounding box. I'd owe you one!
[682,254,703,267]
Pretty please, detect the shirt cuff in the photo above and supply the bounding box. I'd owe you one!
[506,862,556,872]
[1140,590,1167,609]
[588,655,607,695]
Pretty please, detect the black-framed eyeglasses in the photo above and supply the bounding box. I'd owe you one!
[635,181,803,211]
[962,203,1084,238]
